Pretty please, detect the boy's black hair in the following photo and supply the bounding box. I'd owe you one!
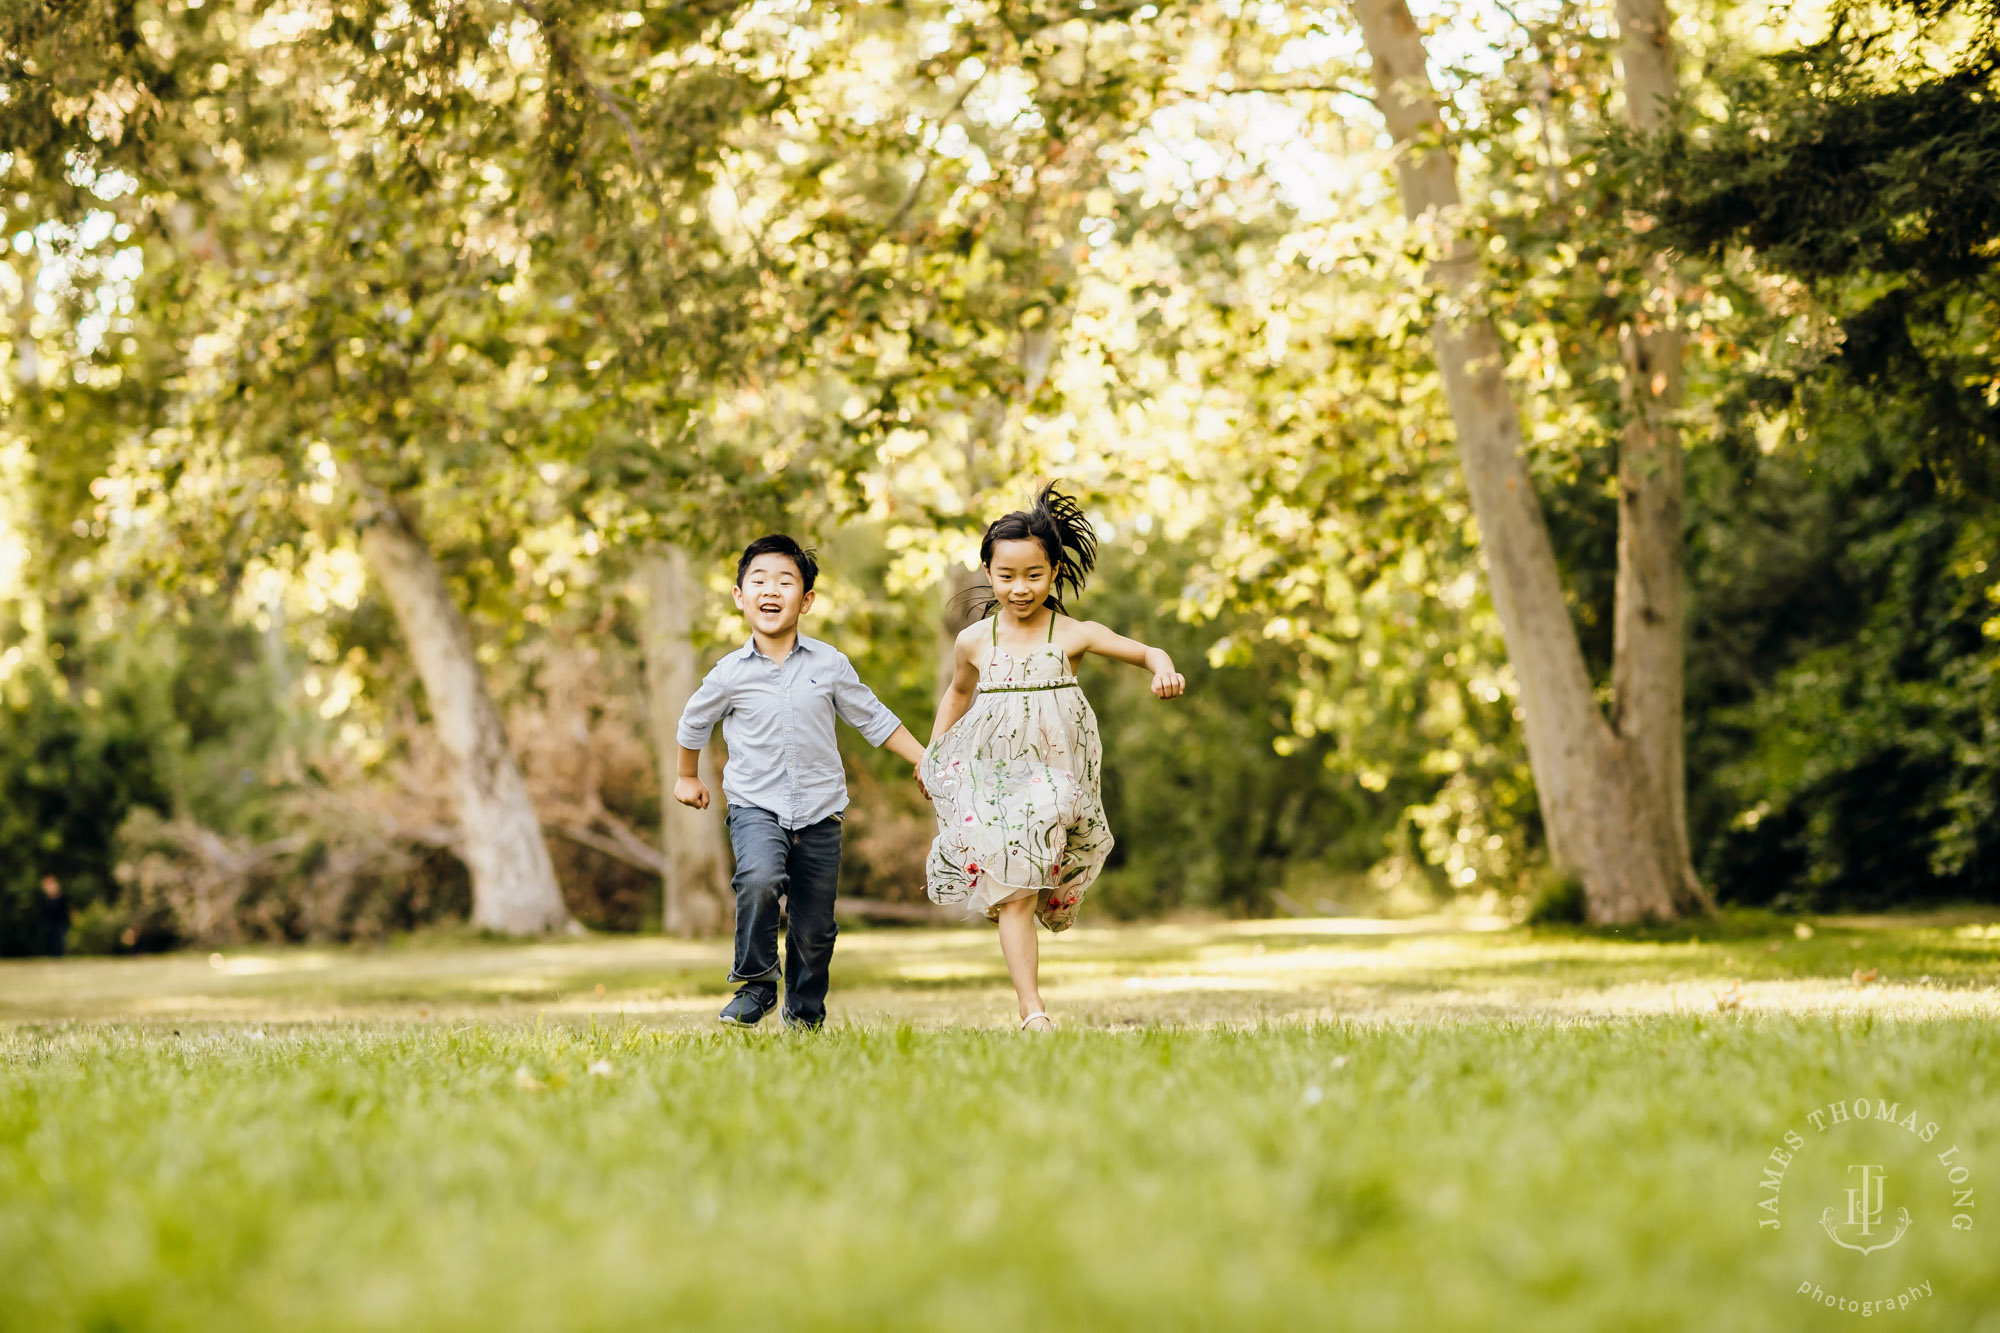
[973,482,1099,614]
[735,534,819,591]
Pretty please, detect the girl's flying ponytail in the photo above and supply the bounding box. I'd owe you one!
[974,482,1099,615]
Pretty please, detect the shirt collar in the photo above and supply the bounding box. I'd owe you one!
[738,633,821,662]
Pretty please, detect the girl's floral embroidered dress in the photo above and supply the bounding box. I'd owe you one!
[923,615,1113,931]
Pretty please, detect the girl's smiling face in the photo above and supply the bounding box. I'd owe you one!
[986,538,1056,619]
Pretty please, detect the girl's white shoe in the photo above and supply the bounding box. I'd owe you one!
[1019,1011,1055,1032]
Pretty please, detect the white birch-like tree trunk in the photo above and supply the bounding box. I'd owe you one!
[937,397,1003,691]
[1349,0,1688,921]
[639,545,731,937]
[358,504,571,933]
[1611,0,1712,913]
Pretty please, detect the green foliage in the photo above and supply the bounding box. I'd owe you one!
[0,657,169,955]
[1633,0,2000,907]
[1524,869,1586,925]
[0,600,350,954]
[0,582,465,953]
[1645,0,2000,287]
[1685,390,2000,906]
[7,0,1998,930]
[1076,538,1400,914]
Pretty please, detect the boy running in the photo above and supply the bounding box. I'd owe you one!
[675,535,926,1029]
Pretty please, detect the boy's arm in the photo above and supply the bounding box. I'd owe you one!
[880,725,925,767]
[830,656,928,796]
[829,655,914,752]
[674,746,711,809]
[673,666,730,808]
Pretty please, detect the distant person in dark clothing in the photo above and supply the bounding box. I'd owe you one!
[38,875,70,958]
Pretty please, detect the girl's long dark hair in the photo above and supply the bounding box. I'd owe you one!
[968,482,1099,616]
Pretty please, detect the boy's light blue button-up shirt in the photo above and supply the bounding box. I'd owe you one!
[675,634,903,830]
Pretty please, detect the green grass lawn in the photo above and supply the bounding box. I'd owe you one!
[3,912,1997,1331]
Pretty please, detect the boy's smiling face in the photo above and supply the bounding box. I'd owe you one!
[732,552,813,641]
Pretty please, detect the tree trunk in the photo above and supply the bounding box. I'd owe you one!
[638,545,732,936]
[358,504,571,933]
[13,258,42,389]
[938,395,1003,691]
[936,326,1057,690]
[1612,0,1713,913]
[1349,0,1683,921]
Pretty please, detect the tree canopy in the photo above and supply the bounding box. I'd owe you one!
[2,0,1995,950]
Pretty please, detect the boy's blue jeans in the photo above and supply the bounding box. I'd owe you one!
[725,804,842,1025]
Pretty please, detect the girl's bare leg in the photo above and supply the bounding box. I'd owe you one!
[995,895,1044,1020]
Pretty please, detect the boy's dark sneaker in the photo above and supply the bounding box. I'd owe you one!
[781,1011,824,1032]
[718,986,777,1027]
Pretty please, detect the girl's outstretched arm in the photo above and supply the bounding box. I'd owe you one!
[1073,621,1185,699]
[931,627,984,739]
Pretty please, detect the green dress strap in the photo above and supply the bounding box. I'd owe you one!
[1046,611,1056,642]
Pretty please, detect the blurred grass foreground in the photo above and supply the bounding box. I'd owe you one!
[3,912,1997,1331]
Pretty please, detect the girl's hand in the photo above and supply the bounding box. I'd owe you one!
[1151,669,1185,699]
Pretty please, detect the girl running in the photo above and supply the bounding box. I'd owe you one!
[922,484,1186,1031]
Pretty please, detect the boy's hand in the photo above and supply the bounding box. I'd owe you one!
[914,764,930,801]
[674,776,710,810]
